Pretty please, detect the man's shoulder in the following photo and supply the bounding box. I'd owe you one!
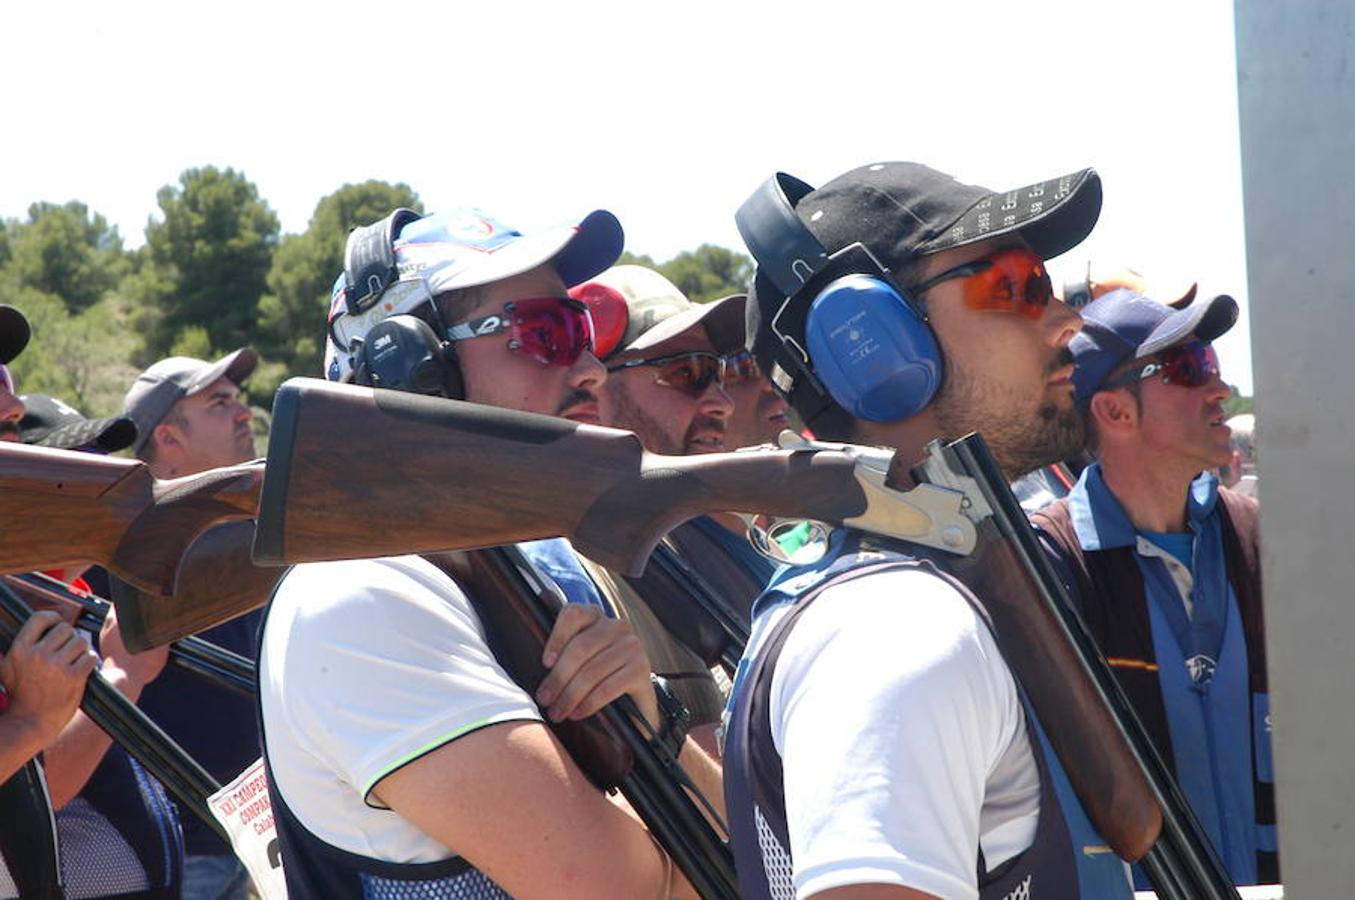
[784,559,993,661]
[276,554,459,601]
[268,554,476,643]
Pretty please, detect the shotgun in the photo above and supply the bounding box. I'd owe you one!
[430,546,740,900]
[4,572,258,696]
[253,377,971,573]
[106,520,282,652]
[911,435,1237,900]
[0,442,263,598]
[0,582,227,844]
[251,377,1161,864]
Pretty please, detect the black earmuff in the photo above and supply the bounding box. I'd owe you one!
[342,210,465,399]
[736,174,943,422]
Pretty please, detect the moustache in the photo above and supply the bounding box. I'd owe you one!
[555,389,598,416]
[0,422,21,441]
[685,415,727,439]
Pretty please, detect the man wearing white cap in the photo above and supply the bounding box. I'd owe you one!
[260,208,721,898]
[122,348,262,899]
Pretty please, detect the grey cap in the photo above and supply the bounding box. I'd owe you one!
[123,348,258,455]
[568,265,746,362]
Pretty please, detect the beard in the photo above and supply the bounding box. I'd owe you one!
[931,349,1086,479]
[607,380,724,455]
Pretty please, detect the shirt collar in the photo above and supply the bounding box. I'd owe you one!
[1068,463,1221,550]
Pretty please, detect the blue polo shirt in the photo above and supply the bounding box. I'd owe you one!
[1067,464,1266,885]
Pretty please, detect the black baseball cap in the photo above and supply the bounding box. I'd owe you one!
[743,162,1102,422]
[0,305,31,365]
[19,393,139,452]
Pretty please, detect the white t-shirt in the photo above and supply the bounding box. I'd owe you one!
[763,565,1041,900]
[258,555,542,863]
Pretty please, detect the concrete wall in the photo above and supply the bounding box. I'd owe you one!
[1234,1,1355,894]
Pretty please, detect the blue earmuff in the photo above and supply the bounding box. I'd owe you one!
[736,174,943,422]
[802,273,942,422]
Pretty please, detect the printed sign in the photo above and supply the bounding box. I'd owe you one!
[208,757,287,899]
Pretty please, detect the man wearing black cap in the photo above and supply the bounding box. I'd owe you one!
[0,305,32,440]
[19,393,139,453]
[725,163,1133,899]
[2,307,183,898]
[122,349,262,899]
[1033,289,1273,888]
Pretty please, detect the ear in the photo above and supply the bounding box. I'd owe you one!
[1088,389,1138,439]
[152,420,182,452]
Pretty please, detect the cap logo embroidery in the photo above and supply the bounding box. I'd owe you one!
[1001,192,1020,211]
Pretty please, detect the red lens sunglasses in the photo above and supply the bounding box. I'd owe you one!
[911,247,1055,319]
[444,296,595,367]
[1104,341,1221,390]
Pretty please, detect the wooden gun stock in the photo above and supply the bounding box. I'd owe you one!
[255,378,873,574]
[0,442,264,597]
[109,521,282,651]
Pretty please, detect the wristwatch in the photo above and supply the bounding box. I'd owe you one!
[649,674,692,758]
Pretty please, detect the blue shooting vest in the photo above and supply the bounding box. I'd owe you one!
[253,592,511,900]
[723,536,1130,900]
[1034,466,1275,887]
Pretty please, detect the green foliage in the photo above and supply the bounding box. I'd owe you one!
[168,324,213,359]
[8,202,128,312]
[133,166,280,360]
[2,171,761,424]
[661,244,754,303]
[618,244,753,304]
[255,180,423,394]
[618,250,658,268]
[1223,390,1254,418]
[2,286,141,419]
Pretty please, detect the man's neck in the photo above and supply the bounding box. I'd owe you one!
[1097,447,1197,533]
[852,411,938,472]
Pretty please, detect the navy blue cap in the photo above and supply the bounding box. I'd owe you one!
[1070,288,1238,404]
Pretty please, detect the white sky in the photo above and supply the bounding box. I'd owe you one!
[6,0,1254,393]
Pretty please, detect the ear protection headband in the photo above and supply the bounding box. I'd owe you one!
[343,209,465,398]
[735,174,943,422]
